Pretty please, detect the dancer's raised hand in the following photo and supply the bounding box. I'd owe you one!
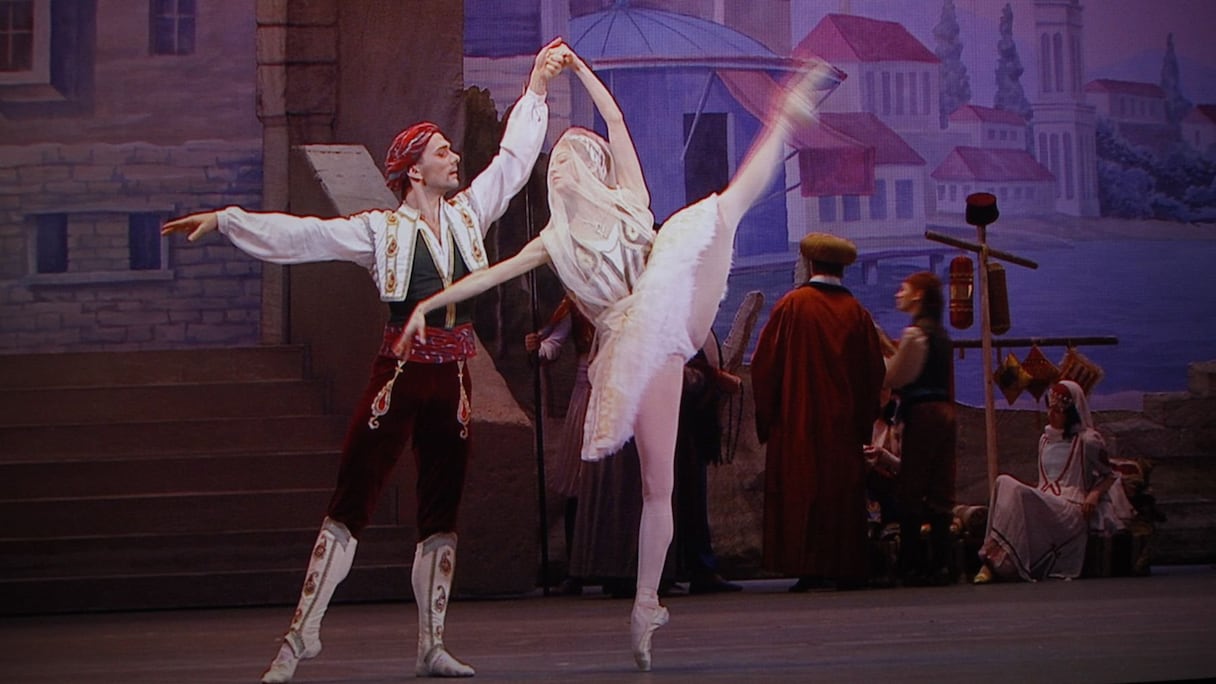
[161,211,219,242]
[528,37,569,96]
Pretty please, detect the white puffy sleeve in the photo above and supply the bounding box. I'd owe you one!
[216,207,375,270]
[464,89,549,234]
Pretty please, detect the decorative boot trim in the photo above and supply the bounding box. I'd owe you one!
[261,517,357,683]
[414,533,475,677]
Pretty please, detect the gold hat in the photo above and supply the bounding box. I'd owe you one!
[799,232,858,266]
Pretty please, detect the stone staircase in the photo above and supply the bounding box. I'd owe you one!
[0,347,417,615]
[1101,360,1216,565]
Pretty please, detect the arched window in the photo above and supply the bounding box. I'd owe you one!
[1053,33,1064,93]
[1041,34,1051,92]
[1070,34,1081,94]
[1063,132,1074,199]
[1049,133,1061,198]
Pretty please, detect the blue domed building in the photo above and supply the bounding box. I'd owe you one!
[567,1,803,255]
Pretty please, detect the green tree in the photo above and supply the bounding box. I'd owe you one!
[935,0,972,129]
[1160,33,1193,133]
[993,3,1032,125]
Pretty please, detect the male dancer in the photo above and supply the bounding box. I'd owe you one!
[162,39,570,682]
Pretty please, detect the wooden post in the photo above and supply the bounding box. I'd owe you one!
[976,224,1000,492]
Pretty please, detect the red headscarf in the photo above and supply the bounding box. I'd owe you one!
[385,122,441,193]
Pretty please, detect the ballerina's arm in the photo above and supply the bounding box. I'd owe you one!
[566,51,649,206]
[392,238,552,357]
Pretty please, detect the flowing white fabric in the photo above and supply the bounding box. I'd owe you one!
[540,128,728,461]
[982,380,1136,580]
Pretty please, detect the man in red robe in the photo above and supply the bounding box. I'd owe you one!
[752,233,886,591]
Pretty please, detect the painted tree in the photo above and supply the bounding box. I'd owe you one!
[935,0,972,129]
[1160,33,1193,132]
[993,3,1032,124]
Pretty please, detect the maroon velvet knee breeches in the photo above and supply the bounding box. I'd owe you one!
[325,350,472,541]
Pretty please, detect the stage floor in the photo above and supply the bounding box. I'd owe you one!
[4,567,1215,683]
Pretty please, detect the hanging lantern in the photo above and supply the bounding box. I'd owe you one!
[948,255,974,329]
[987,261,1010,335]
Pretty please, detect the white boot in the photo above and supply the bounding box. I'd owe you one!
[413,532,475,677]
[261,518,357,683]
[630,589,669,672]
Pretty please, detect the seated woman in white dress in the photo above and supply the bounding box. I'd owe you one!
[974,380,1135,583]
[393,43,842,670]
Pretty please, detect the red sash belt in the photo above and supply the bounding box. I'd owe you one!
[380,323,477,364]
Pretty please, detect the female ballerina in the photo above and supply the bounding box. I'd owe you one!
[394,46,841,671]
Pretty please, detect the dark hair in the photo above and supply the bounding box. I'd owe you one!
[1063,405,1083,437]
[904,271,943,323]
[810,260,845,278]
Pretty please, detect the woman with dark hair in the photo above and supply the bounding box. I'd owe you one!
[884,271,957,585]
[974,380,1135,582]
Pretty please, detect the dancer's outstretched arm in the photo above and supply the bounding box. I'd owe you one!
[392,238,552,356]
[718,62,838,228]
[567,51,648,204]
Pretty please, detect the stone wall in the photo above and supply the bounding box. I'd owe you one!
[0,1,264,354]
[0,141,263,353]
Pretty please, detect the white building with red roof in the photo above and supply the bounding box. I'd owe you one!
[793,13,940,135]
[1182,105,1216,156]
[1084,79,1167,125]
[932,147,1056,216]
[1084,78,1177,155]
[948,105,1030,150]
[784,112,928,240]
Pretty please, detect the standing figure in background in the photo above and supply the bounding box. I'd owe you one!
[975,380,1135,582]
[395,45,843,670]
[526,296,596,595]
[884,271,958,586]
[752,234,886,592]
[161,40,569,682]
[675,333,744,594]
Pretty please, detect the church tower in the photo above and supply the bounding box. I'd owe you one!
[1031,0,1099,216]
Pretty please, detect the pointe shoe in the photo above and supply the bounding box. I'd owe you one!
[630,602,670,672]
[261,633,312,683]
[973,565,994,585]
[781,60,845,126]
[416,646,476,678]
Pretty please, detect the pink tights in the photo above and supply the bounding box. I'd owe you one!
[632,356,684,605]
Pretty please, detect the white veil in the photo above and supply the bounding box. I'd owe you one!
[540,127,653,322]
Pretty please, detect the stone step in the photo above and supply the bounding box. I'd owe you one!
[0,526,415,581]
[0,346,309,389]
[1143,392,1216,430]
[1188,360,1216,398]
[0,415,350,460]
[0,450,342,500]
[1100,416,1183,461]
[0,380,328,426]
[0,488,400,539]
[1150,497,1216,565]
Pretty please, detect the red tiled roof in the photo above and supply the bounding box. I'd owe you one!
[949,104,1027,126]
[1083,79,1165,98]
[931,147,1054,182]
[1184,104,1216,125]
[794,14,939,64]
[717,71,923,166]
[814,113,926,165]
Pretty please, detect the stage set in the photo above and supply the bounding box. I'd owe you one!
[3,1,1216,682]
